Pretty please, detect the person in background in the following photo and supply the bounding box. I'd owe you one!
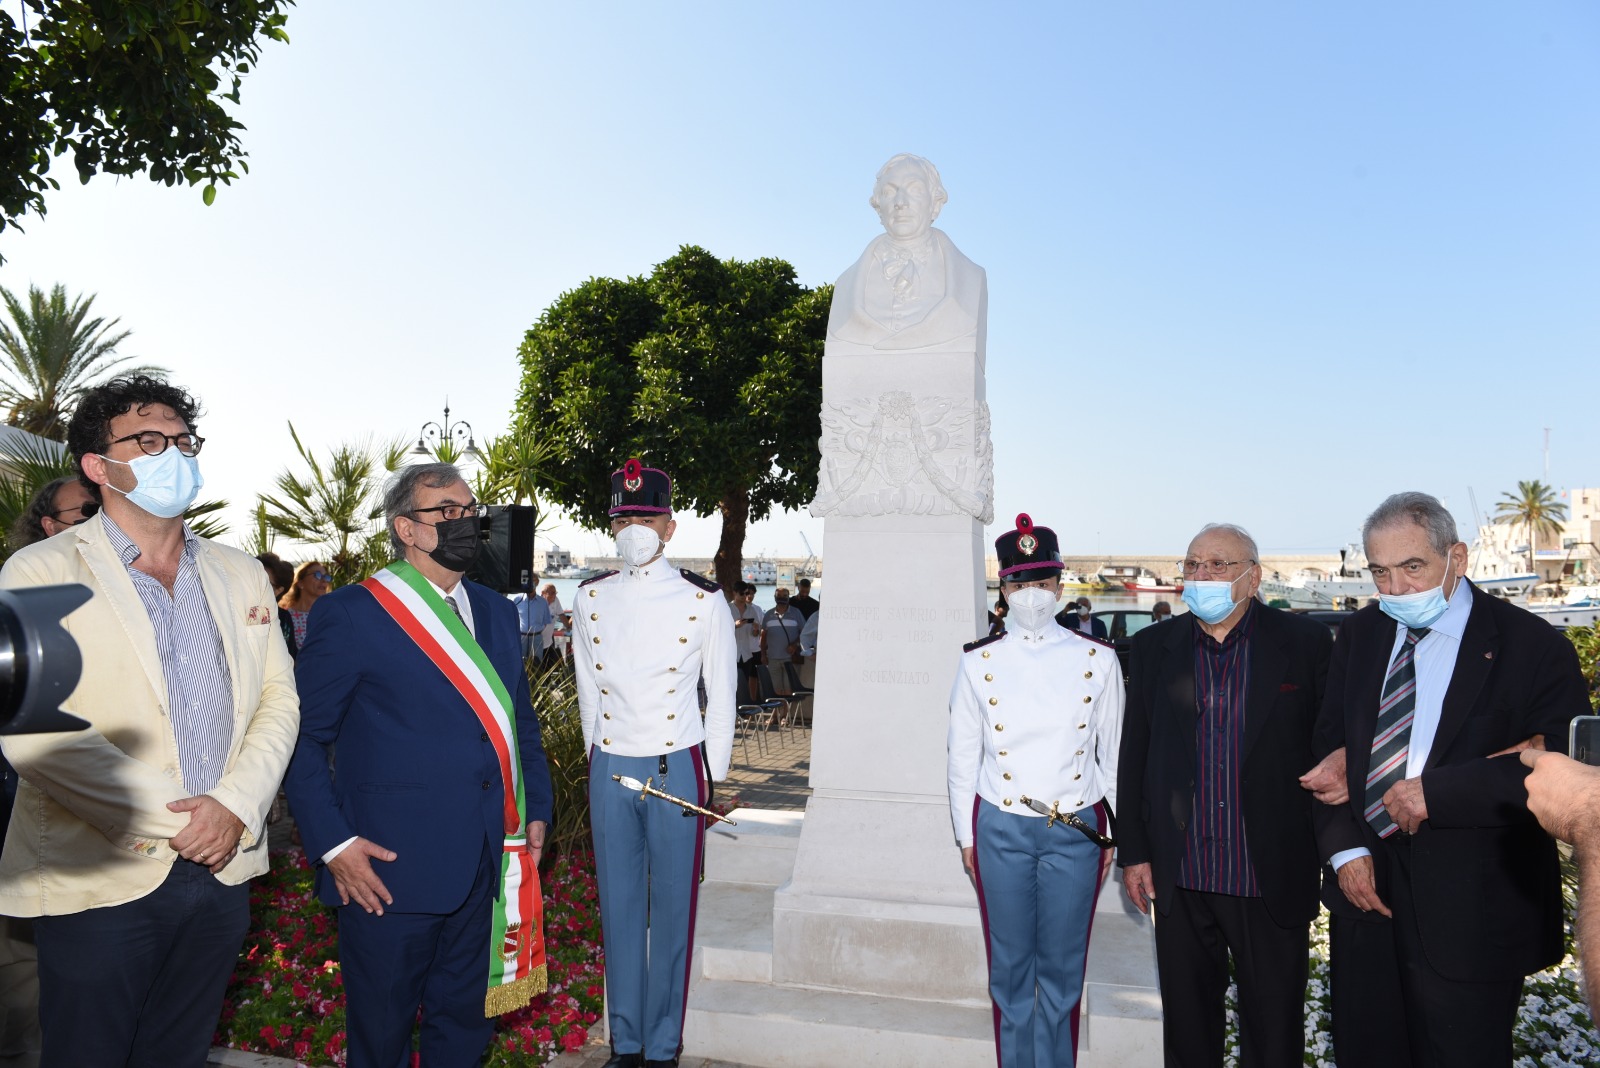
[513,575,552,664]
[1150,601,1172,625]
[988,596,1008,636]
[760,588,804,695]
[8,476,98,551]
[539,583,564,668]
[278,560,331,656]
[732,583,764,702]
[790,577,819,619]
[1057,595,1107,638]
[256,553,299,658]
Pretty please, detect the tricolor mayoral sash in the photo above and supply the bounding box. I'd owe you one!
[361,561,548,1016]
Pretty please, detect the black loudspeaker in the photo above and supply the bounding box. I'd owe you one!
[467,505,538,593]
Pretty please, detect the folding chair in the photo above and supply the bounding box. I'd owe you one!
[756,665,803,744]
[782,661,814,733]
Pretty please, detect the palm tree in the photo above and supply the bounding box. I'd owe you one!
[259,423,407,586]
[471,427,565,509]
[0,283,164,440]
[1493,480,1567,575]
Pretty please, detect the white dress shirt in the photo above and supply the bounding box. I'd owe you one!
[947,622,1125,848]
[1330,578,1472,872]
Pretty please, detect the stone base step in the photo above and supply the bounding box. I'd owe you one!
[696,880,777,982]
[684,976,995,1068]
[705,810,803,887]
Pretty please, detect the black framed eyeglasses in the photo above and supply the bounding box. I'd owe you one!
[105,431,205,457]
[410,503,489,522]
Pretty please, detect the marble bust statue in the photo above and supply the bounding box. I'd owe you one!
[826,153,986,352]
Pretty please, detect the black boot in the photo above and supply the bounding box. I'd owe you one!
[643,1060,680,1068]
[602,1053,643,1068]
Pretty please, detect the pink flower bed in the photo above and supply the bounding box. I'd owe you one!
[217,848,605,1066]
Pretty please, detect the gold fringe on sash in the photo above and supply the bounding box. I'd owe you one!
[483,963,549,1017]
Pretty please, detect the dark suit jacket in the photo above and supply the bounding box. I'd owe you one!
[1311,582,1586,981]
[1056,611,1108,639]
[285,577,553,913]
[1117,602,1333,927]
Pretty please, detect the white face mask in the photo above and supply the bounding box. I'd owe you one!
[1006,587,1059,634]
[615,523,663,567]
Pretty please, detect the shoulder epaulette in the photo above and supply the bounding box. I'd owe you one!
[578,570,618,588]
[679,568,721,593]
[963,631,1007,653]
[1073,630,1116,650]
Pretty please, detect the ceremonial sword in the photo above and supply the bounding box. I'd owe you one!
[612,774,737,826]
[1018,795,1114,848]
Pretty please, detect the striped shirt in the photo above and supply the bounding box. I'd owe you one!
[1177,601,1260,897]
[103,514,234,795]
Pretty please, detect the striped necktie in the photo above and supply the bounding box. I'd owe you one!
[445,594,464,626]
[1364,627,1429,838]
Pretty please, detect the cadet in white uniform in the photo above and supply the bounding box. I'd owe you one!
[948,513,1124,1068]
[573,459,737,1068]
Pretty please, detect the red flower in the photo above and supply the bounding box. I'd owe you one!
[561,1026,587,1051]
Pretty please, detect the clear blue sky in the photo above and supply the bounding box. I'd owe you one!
[1,2,1595,561]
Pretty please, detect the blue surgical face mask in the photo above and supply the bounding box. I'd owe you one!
[99,448,203,519]
[1377,556,1454,630]
[1182,570,1250,625]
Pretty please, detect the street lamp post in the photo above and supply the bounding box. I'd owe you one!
[411,399,484,463]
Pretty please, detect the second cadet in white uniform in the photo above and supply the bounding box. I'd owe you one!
[573,459,736,1068]
[948,512,1124,1068]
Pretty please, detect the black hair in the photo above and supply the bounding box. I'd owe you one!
[9,477,86,550]
[66,375,203,493]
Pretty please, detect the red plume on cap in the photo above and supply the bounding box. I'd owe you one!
[623,458,642,479]
[1015,513,1033,535]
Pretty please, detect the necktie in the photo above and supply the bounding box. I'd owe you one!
[1364,627,1429,838]
[445,594,464,626]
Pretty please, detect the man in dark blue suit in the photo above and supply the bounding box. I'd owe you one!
[286,463,553,1068]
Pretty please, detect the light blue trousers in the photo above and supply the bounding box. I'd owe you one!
[972,798,1108,1068]
[589,745,706,1061]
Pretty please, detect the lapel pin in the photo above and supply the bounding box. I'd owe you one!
[1484,652,1493,659]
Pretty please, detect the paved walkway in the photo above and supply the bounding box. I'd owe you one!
[722,704,811,811]
[548,1039,760,1068]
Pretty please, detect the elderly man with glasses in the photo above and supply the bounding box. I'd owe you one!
[0,374,300,1066]
[1116,523,1333,1068]
[285,462,553,1067]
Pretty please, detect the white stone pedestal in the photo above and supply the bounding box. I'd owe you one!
[772,513,989,1002]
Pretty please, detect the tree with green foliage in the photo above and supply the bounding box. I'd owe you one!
[0,283,162,438]
[257,423,405,587]
[0,0,292,244]
[514,245,830,590]
[1494,479,1568,576]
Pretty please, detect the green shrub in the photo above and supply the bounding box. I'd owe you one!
[530,664,591,859]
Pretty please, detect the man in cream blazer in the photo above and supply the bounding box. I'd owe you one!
[0,375,299,1067]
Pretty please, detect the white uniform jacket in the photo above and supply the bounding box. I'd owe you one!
[573,558,737,780]
[947,623,1124,848]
